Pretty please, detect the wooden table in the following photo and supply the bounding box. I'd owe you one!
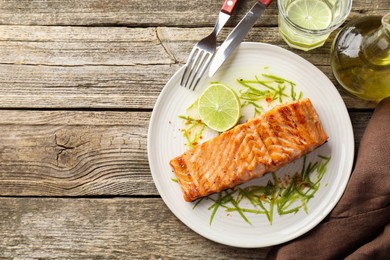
[0,0,388,258]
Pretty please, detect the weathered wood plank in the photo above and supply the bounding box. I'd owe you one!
[0,64,178,109]
[0,63,375,110]
[0,110,371,196]
[0,26,173,66]
[0,25,376,109]
[0,110,153,196]
[0,25,377,67]
[0,0,387,26]
[0,197,270,258]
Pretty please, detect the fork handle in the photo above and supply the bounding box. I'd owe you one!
[221,0,239,15]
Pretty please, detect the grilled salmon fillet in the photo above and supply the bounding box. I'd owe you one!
[170,98,328,202]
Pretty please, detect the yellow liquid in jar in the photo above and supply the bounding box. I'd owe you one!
[331,16,390,102]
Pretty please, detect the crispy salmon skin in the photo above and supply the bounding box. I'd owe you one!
[170,98,328,202]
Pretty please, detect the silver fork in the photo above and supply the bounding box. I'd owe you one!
[180,0,239,91]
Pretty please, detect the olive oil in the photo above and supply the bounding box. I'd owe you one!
[330,14,390,102]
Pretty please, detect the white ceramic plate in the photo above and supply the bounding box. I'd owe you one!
[147,43,354,248]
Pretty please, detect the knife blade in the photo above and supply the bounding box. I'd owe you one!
[208,0,273,77]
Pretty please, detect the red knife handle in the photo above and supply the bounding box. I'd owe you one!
[259,0,272,7]
[221,0,239,15]
[258,0,272,7]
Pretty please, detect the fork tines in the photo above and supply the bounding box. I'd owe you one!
[180,48,213,91]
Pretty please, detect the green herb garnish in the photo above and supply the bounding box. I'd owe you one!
[178,115,206,148]
[193,155,331,225]
[237,71,302,117]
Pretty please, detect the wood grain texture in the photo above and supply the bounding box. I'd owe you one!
[0,110,371,196]
[0,26,173,66]
[0,63,178,109]
[0,197,270,258]
[0,110,154,196]
[0,26,376,109]
[0,0,388,26]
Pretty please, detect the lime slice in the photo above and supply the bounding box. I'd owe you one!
[198,83,241,132]
[286,0,333,30]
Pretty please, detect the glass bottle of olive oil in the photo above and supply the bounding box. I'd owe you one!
[330,13,390,102]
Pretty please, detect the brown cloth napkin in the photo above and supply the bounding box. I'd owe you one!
[266,97,390,260]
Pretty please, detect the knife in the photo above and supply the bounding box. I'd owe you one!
[208,0,273,77]
[212,0,241,35]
